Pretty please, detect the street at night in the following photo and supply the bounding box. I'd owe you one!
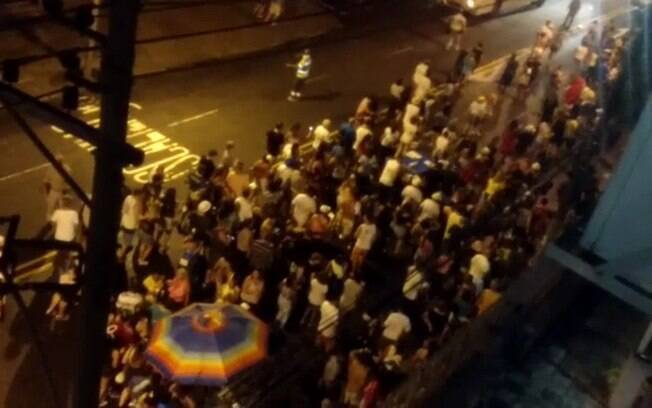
[0,0,651,407]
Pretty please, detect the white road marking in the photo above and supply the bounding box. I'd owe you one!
[387,46,414,57]
[167,108,219,128]
[0,162,50,182]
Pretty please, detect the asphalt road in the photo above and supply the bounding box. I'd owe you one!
[0,0,632,406]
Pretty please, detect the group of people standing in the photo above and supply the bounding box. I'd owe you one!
[14,1,631,405]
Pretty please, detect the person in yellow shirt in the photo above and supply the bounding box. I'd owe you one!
[483,172,506,201]
[476,279,502,315]
[143,272,165,303]
[443,206,464,240]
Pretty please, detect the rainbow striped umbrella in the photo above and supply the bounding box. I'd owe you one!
[145,303,268,386]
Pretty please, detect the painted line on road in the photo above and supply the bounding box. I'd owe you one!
[0,162,50,182]
[49,103,202,184]
[167,108,219,128]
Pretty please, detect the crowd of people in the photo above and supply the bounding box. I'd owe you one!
[11,4,633,407]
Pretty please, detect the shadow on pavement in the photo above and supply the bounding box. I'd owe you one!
[301,91,342,101]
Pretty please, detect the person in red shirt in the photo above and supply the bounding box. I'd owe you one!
[564,74,586,107]
[499,120,519,157]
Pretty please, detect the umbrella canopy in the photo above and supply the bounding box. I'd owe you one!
[145,303,268,386]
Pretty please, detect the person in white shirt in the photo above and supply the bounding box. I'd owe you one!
[234,191,254,222]
[446,12,467,51]
[397,117,418,156]
[317,298,339,351]
[468,252,491,293]
[340,276,363,312]
[417,192,442,222]
[402,98,421,129]
[312,119,333,150]
[433,131,450,159]
[50,197,79,242]
[381,126,399,151]
[291,192,317,228]
[401,176,423,204]
[468,95,490,127]
[351,216,377,275]
[301,274,329,328]
[119,189,142,250]
[390,79,405,101]
[412,63,432,105]
[379,158,400,187]
[382,310,411,344]
[402,266,427,302]
[353,124,372,153]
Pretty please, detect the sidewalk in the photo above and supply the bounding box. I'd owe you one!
[0,0,341,95]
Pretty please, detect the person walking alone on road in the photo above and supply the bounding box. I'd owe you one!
[562,0,581,30]
[288,49,312,101]
[446,12,467,51]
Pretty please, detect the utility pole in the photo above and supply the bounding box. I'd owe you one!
[84,0,102,80]
[74,0,140,406]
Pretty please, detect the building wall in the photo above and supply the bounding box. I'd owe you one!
[581,96,652,261]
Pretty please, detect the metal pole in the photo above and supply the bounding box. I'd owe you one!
[74,0,140,406]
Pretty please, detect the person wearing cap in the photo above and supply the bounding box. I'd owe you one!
[288,49,312,101]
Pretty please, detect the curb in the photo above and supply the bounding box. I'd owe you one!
[133,25,341,79]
